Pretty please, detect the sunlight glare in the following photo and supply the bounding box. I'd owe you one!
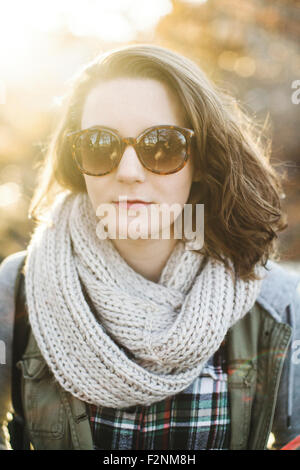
[0,0,173,58]
[0,182,21,207]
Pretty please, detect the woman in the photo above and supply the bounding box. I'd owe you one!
[0,44,299,450]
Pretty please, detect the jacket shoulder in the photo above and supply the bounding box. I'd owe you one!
[0,251,27,288]
[0,249,27,340]
[257,260,300,323]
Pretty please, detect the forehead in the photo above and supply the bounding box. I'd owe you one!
[80,77,187,134]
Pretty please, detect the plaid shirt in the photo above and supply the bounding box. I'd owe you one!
[87,345,230,450]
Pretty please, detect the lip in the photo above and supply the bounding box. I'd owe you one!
[113,200,153,208]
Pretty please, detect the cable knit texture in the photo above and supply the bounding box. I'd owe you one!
[24,191,264,408]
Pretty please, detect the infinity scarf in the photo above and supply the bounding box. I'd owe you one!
[24,191,263,408]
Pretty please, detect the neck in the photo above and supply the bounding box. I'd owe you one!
[111,237,179,283]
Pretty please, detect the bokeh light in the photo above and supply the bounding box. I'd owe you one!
[0,182,21,208]
[0,0,173,62]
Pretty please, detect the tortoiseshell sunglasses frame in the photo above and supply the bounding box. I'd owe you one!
[65,124,195,176]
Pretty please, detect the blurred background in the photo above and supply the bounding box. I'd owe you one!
[0,0,299,266]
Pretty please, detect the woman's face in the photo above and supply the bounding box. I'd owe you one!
[81,77,195,240]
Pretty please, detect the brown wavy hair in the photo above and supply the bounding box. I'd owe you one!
[29,43,287,281]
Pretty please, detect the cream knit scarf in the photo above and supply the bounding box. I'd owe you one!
[24,191,263,409]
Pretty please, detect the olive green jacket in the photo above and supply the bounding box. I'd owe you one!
[1,251,300,450]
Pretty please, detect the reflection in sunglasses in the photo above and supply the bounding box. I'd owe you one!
[110,150,118,162]
[154,150,164,161]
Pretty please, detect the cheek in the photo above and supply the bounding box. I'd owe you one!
[160,165,193,205]
[83,175,110,210]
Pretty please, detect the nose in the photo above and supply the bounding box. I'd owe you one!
[115,145,146,183]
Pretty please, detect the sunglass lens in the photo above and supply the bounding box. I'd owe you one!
[138,128,187,173]
[74,129,119,175]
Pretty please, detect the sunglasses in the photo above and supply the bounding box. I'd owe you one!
[65,125,195,176]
